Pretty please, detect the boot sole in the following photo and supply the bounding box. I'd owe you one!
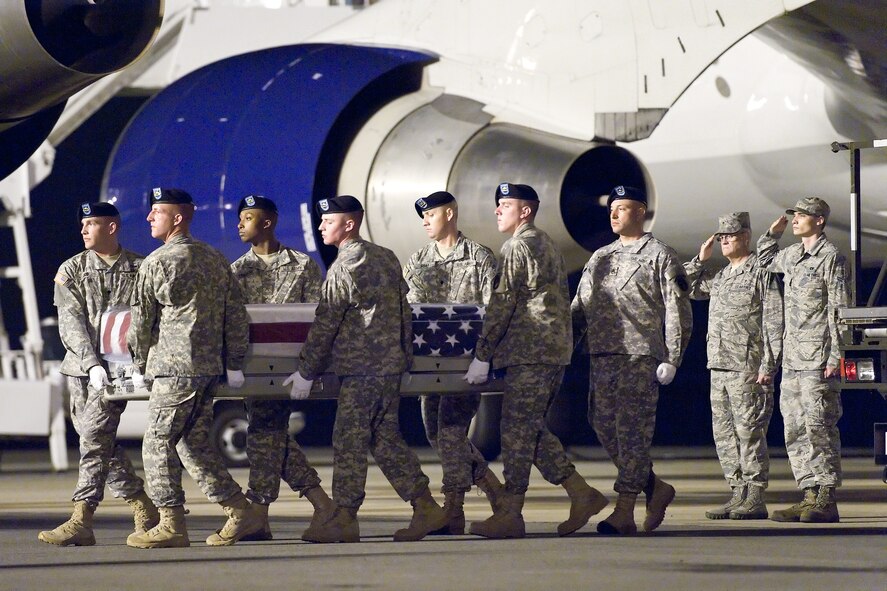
[729,511,769,520]
[238,530,274,542]
[126,538,190,549]
[468,525,526,539]
[596,521,636,536]
[704,512,731,520]
[643,484,676,532]
[769,514,802,523]
[37,533,96,547]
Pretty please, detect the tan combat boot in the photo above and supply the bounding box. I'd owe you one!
[800,486,840,523]
[38,501,96,546]
[239,502,273,542]
[557,471,608,536]
[597,493,638,535]
[206,492,264,546]
[124,490,160,534]
[475,468,505,513]
[126,505,189,548]
[302,505,360,543]
[730,484,768,520]
[770,486,818,522]
[392,488,449,541]
[429,491,466,535]
[643,475,676,531]
[300,486,334,541]
[468,491,526,539]
[705,485,746,519]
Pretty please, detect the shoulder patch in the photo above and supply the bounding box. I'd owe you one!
[675,275,689,292]
[53,273,70,287]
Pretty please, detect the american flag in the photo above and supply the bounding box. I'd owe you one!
[410,304,486,358]
[102,303,487,362]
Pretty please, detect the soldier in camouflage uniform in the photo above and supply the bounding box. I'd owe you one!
[126,188,263,548]
[464,183,607,539]
[229,194,332,541]
[757,197,849,523]
[572,185,692,535]
[39,202,159,547]
[684,212,783,520]
[403,190,503,534]
[284,195,447,543]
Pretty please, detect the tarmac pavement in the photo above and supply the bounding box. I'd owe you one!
[0,446,884,591]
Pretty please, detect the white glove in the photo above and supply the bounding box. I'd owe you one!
[88,365,109,391]
[131,369,146,390]
[283,371,313,400]
[656,363,677,386]
[463,358,491,385]
[226,369,245,389]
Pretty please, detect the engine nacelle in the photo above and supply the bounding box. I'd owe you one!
[0,0,163,179]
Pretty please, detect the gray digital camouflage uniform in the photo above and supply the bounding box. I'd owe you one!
[55,249,146,506]
[684,253,783,488]
[474,223,576,495]
[128,234,249,507]
[572,233,692,494]
[757,231,849,488]
[403,232,496,493]
[298,238,430,509]
[231,246,324,504]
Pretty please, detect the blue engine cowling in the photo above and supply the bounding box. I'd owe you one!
[103,43,435,267]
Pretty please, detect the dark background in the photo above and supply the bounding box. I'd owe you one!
[3,97,885,451]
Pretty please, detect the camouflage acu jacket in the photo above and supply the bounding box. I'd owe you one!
[475,223,572,369]
[128,234,249,377]
[55,249,144,377]
[298,238,412,378]
[684,253,783,374]
[403,232,496,305]
[757,232,849,370]
[572,233,692,366]
[231,246,322,304]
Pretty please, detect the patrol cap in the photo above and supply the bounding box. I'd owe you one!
[495,183,539,206]
[237,194,278,215]
[786,197,830,219]
[315,195,364,215]
[415,191,456,218]
[151,187,193,206]
[78,202,119,222]
[607,185,647,208]
[715,212,751,236]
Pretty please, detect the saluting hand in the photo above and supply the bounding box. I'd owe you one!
[769,215,788,237]
[699,235,716,262]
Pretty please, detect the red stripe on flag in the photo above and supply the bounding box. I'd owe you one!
[249,322,311,344]
[118,312,131,355]
[102,311,116,355]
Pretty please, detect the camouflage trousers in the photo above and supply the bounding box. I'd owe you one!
[500,364,575,495]
[67,376,144,506]
[333,375,430,509]
[421,393,488,493]
[590,354,658,494]
[143,377,242,507]
[710,369,773,488]
[780,369,843,488]
[245,398,321,504]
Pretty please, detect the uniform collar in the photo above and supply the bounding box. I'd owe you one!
[617,233,653,253]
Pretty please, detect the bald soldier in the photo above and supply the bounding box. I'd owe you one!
[39,202,158,547]
[464,182,608,539]
[284,195,448,543]
[757,197,849,523]
[572,185,692,535]
[126,188,263,548]
[230,194,332,540]
[403,190,503,534]
[684,212,783,520]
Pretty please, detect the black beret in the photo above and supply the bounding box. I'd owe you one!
[151,187,193,205]
[607,185,646,207]
[237,194,278,215]
[495,182,539,205]
[414,191,456,218]
[78,202,119,221]
[316,195,364,215]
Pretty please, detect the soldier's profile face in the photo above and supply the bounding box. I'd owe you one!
[318,213,350,246]
[147,204,177,240]
[791,212,822,237]
[422,207,448,240]
[495,198,523,234]
[609,200,645,236]
[237,209,267,244]
[80,217,112,251]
